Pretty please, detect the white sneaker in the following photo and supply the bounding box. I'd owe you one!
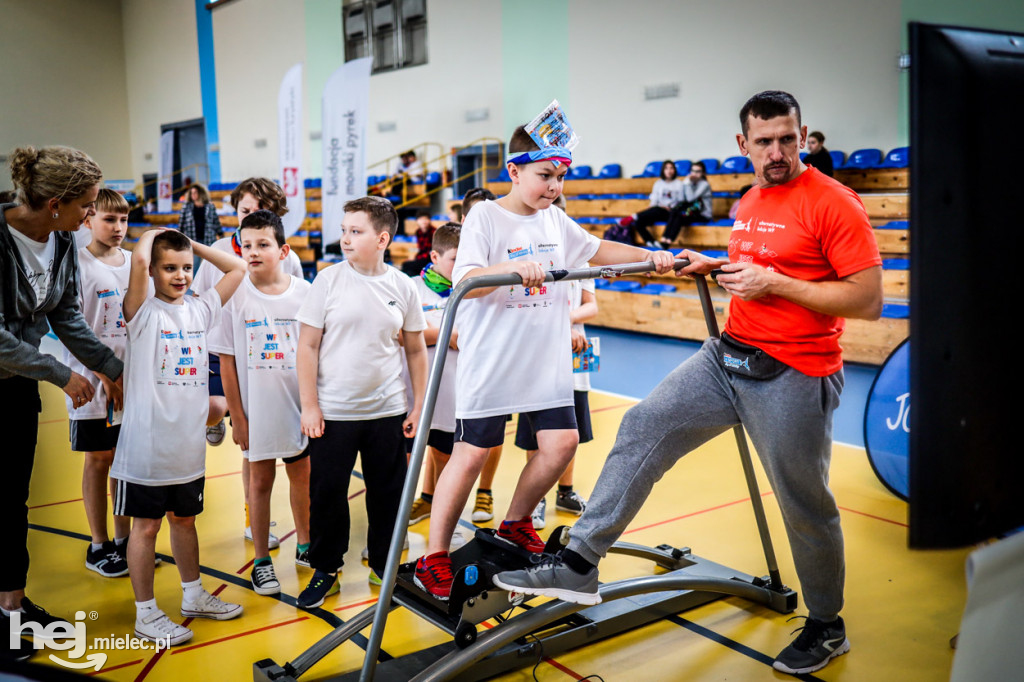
[206,419,226,446]
[135,609,193,646]
[449,531,468,551]
[531,498,547,530]
[361,535,409,561]
[244,523,280,550]
[181,590,243,620]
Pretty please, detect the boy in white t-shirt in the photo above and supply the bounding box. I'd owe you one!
[404,224,461,528]
[112,228,246,646]
[295,196,428,608]
[189,177,303,551]
[414,126,675,600]
[210,210,312,596]
[63,189,133,578]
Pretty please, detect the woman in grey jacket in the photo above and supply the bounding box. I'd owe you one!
[1,146,123,662]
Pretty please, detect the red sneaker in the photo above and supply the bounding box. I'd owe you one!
[414,551,452,601]
[618,215,635,228]
[496,517,546,553]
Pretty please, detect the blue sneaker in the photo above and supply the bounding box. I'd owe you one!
[296,570,339,609]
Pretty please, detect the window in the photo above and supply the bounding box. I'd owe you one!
[344,0,428,74]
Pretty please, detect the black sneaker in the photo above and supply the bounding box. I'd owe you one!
[0,625,34,663]
[295,547,311,568]
[251,561,281,596]
[555,490,587,515]
[86,541,129,578]
[296,570,338,609]
[773,615,850,674]
[17,598,69,630]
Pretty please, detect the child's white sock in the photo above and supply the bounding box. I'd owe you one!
[91,542,104,552]
[135,599,158,620]
[181,579,205,603]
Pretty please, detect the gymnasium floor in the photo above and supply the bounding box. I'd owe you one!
[21,330,970,681]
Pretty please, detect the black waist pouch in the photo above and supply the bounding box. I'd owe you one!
[717,332,788,380]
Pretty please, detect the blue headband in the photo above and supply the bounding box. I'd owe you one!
[507,146,573,168]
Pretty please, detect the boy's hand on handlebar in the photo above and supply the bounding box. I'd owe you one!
[644,249,677,275]
[504,260,545,288]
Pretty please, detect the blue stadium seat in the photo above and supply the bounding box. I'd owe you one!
[605,280,642,292]
[882,258,910,270]
[674,160,692,175]
[800,152,808,161]
[597,163,622,179]
[720,156,752,174]
[594,278,611,289]
[829,150,846,169]
[842,148,883,170]
[699,158,721,174]
[425,171,442,186]
[633,161,661,178]
[568,165,593,180]
[881,303,909,319]
[637,283,676,295]
[878,220,909,230]
[878,146,910,169]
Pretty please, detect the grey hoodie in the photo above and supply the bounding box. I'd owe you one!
[1,203,123,387]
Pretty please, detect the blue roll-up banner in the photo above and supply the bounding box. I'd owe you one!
[864,339,910,500]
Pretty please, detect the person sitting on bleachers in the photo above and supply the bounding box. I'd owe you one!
[804,131,834,177]
[617,160,685,247]
[657,161,712,249]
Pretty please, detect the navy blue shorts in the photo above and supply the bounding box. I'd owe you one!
[515,391,592,450]
[405,429,456,456]
[456,406,576,449]
[69,418,120,452]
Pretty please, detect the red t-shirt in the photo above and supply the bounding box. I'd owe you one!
[725,166,881,376]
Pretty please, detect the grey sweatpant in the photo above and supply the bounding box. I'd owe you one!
[568,338,846,621]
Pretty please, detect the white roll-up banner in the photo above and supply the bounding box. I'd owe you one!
[278,63,305,237]
[158,130,174,214]
[321,57,372,246]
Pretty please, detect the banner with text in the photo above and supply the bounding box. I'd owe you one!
[278,63,305,237]
[321,57,372,245]
[157,130,174,213]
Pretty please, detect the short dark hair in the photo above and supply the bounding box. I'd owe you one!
[462,187,496,215]
[691,161,706,175]
[431,223,461,255]
[809,130,825,144]
[240,209,286,247]
[153,229,192,262]
[344,196,398,238]
[739,90,802,136]
[659,160,677,180]
[230,177,289,216]
[416,208,432,219]
[509,125,541,155]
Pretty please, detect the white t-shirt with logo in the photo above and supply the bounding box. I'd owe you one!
[570,278,596,393]
[62,247,132,420]
[296,262,427,420]
[209,275,310,461]
[9,228,55,309]
[452,200,600,418]
[112,289,221,485]
[402,274,458,432]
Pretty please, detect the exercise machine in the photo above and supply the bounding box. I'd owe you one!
[254,259,796,682]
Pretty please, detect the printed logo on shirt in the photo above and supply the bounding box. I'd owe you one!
[160,330,184,340]
[507,245,533,260]
[537,242,559,254]
[388,300,397,306]
[244,317,268,328]
[96,289,118,299]
[732,218,752,233]
[247,317,298,371]
[753,218,787,234]
[158,329,207,386]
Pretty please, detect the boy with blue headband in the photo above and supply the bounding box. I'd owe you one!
[414,118,677,600]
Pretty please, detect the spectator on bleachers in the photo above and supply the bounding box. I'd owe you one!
[395,150,424,180]
[804,131,834,177]
[729,184,754,220]
[178,183,221,247]
[658,161,712,249]
[617,160,685,247]
[401,208,436,276]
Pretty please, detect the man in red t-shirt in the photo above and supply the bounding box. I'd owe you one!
[494,91,882,677]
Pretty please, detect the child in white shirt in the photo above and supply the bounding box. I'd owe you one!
[295,196,428,608]
[210,210,312,596]
[63,189,133,578]
[414,125,675,600]
[112,228,246,646]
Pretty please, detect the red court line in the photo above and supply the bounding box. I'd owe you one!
[590,402,634,414]
[39,417,68,425]
[622,492,774,536]
[134,584,224,680]
[171,616,309,653]
[479,621,585,680]
[349,488,366,500]
[333,597,378,613]
[839,505,908,528]
[89,658,143,675]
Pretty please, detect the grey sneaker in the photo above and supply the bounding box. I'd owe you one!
[206,419,226,446]
[531,498,547,530]
[772,615,850,674]
[555,490,587,515]
[492,553,601,605]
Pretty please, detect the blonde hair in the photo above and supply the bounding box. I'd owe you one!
[95,188,129,214]
[8,145,102,210]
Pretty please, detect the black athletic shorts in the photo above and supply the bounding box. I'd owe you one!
[457,406,576,449]
[209,353,224,397]
[114,477,205,519]
[405,428,456,456]
[69,418,120,452]
[515,391,592,450]
[283,447,310,464]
